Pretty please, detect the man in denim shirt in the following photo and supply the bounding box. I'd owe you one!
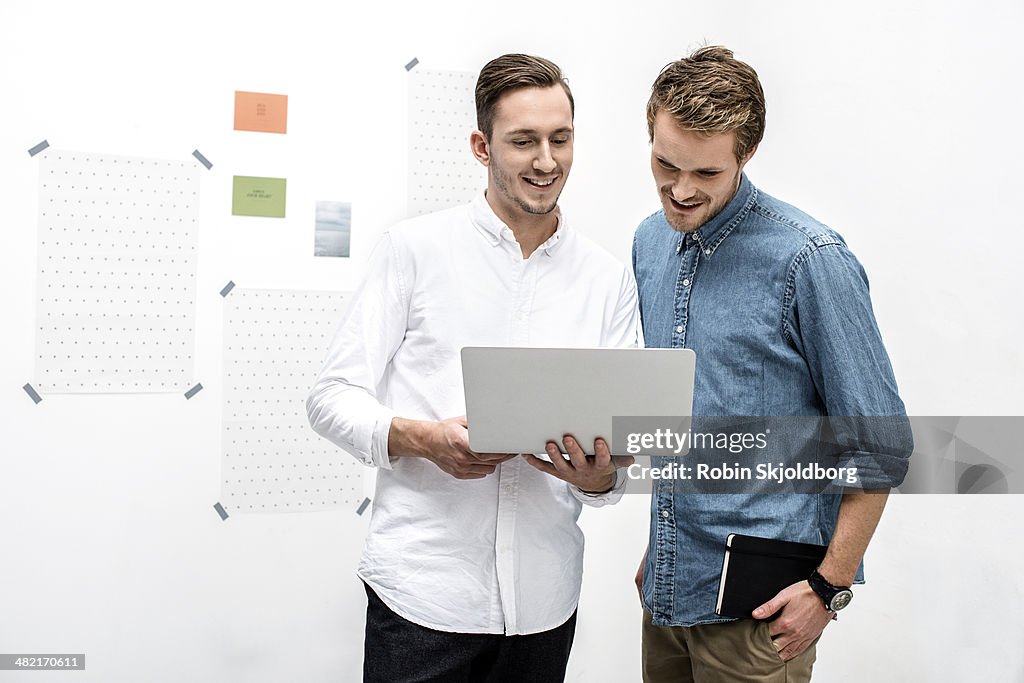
[632,46,912,682]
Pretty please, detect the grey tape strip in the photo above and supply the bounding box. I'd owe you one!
[28,140,50,157]
[404,57,419,71]
[213,502,229,520]
[192,149,213,170]
[184,383,203,399]
[356,497,371,515]
[220,280,236,297]
[23,383,42,404]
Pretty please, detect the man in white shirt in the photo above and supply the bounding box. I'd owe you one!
[307,54,639,683]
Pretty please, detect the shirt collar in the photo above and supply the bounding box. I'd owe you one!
[470,191,568,257]
[676,173,757,256]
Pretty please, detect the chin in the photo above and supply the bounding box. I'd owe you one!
[518,199,559,215]
[670,216,703,234]
[660,205,690,232]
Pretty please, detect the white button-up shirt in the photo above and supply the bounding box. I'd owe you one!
[307,193,640,635]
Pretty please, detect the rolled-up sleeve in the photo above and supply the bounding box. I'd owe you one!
[306,232,409,469]
[785,241,914,487]
[569,467,629,507]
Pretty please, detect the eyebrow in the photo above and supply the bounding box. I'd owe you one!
[503,127,574,137]
[655,155,723,173]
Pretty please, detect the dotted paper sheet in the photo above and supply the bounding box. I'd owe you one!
[408,68,485,216]
[34,150,199,393]
[221,289,364,513]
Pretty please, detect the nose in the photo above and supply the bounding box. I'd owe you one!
[670,175,697,202]
[533,142,556,174]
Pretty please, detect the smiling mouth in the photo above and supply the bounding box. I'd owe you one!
[523,176,558,188]
[670,197,702,210]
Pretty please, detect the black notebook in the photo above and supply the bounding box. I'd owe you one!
[714,534,828,619]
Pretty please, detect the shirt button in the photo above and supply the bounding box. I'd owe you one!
[675,325,683,333]
[662,510,670,519]
[682,279,690,287]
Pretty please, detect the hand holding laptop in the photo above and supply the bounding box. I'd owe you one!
[523,434,634,494]
[388,415,515,480]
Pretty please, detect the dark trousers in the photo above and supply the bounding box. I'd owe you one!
[363,582,577,683]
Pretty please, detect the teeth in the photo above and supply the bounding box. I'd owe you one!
[525,177,555,187]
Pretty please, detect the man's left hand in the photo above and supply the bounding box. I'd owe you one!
[752,581,833,662]
[523,435,633,493]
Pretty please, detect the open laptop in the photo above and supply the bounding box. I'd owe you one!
[461,347,695,455]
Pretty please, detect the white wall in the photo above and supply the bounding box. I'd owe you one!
[2,1,1022,681]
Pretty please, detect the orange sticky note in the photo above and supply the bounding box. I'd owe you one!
[233,91,288,134]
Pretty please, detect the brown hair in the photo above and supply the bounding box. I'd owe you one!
[475,54,574,139]
[647,46,766,161]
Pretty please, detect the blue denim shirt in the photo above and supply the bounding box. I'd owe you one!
[633,174,912,627]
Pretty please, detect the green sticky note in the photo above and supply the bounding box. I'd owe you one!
[232,176,287,217]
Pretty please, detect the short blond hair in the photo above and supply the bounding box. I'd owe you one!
[647,46,766,161]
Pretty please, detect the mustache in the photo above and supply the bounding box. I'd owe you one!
[661,188,708,204]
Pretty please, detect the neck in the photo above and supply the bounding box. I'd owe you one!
[484,192,559,259]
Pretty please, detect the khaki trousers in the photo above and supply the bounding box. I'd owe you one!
[642,610,818,683]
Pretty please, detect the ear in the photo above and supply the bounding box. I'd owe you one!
[739,143,759,169]
[470,130,490,167]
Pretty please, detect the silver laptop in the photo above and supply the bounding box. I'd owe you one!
[461,347,696,455]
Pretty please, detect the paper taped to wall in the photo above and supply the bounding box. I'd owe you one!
[233,91,288,134]
[407,68,485,216]
[34,150,199,393]
[232,175,287,217]
[221,289,364,513]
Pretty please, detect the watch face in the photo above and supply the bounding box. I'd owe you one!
[830,590,854,611]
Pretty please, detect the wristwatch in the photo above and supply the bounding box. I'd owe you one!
[807,569,854,612]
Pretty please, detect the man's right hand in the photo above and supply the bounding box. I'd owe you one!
[389,416,515,479]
